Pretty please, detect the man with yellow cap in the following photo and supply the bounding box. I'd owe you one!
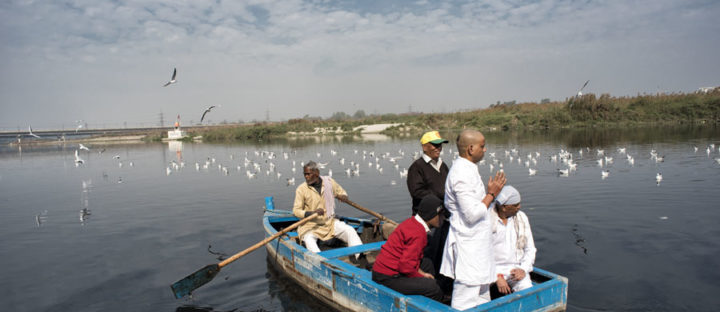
[407,130,452,296]
[408,130,449,214]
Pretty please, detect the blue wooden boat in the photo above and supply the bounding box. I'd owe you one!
[263,196,568,312]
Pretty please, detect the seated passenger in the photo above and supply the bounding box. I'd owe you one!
[372,195,443,301]
[293,161,363,260]
[491,186,536,296]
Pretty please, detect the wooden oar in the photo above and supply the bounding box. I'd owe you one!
[171,212,317,299]
[337,197,398,226]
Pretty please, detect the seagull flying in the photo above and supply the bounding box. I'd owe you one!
[576,80,589,97]
[79,143,90,151]
[163,68,177,87]
[200,105,216,123]
[28,126,41,138]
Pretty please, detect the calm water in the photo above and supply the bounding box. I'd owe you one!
[1,126,720,311]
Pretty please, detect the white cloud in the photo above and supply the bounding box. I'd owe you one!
[0,0,719,129]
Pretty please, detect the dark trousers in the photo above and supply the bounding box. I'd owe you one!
[424,215,454,296]
[371,258,443,301]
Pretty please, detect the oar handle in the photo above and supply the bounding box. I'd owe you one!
[338,197,398,226]
[218,212,317,268]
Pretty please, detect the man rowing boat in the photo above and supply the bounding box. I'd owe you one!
[292,161,364,262]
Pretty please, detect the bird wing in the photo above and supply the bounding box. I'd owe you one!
[201,106,217,122]
[163,68,177,86]
[28,126,41,138]
[580,80,589,92]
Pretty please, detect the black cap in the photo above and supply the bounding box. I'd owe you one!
[418,195,442,221]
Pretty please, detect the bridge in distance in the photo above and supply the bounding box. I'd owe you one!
[0,126,209,140]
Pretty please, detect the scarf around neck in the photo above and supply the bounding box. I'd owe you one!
[320,176,335,219]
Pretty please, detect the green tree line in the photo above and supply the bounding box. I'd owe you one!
[195,90,719,142]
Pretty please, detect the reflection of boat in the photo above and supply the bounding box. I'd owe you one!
[168,141,183,152]
[263,196,568,312]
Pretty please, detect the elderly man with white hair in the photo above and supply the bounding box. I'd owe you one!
[491,185,536,296]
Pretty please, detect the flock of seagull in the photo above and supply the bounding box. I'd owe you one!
[146,142,720,189]
[52,139,720,228]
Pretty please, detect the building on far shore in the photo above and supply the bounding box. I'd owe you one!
[167,115,188,140]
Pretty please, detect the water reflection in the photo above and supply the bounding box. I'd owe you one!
[80,179,92,225]
[34,210,48,227]
[1,125,719,312]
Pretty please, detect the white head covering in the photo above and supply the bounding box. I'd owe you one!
[496,185,521,206]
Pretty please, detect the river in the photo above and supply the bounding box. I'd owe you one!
[1,126,719,311]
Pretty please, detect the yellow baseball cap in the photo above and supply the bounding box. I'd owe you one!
[420,131,449,145]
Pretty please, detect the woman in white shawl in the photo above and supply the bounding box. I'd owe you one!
[491,185,536,295]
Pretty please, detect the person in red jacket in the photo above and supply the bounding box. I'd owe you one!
[372,195,443,301]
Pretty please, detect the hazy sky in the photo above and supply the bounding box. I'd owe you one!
[1,0,718,130]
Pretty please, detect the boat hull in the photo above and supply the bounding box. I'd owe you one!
[263,197,567,312]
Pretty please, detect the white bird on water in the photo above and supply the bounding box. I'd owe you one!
[286,177,295,186]
[528,168,537,176]
[163,67,177,87]
[79,143,90,151]
[28,126,41,138]
[601,170,610,180]
[656,173,663,185]
[558,168,569,176]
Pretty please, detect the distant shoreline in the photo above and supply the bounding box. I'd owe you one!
[7,90,719,145]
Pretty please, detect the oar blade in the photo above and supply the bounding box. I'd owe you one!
[171,264,220,299]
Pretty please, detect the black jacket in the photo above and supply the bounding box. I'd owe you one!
[406,157,449,214]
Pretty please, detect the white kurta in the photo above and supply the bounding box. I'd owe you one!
[439,157,495,285]
[492,211,536,276]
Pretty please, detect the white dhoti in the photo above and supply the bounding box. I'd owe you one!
[303,220,363,259]
[451,281,491,310]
